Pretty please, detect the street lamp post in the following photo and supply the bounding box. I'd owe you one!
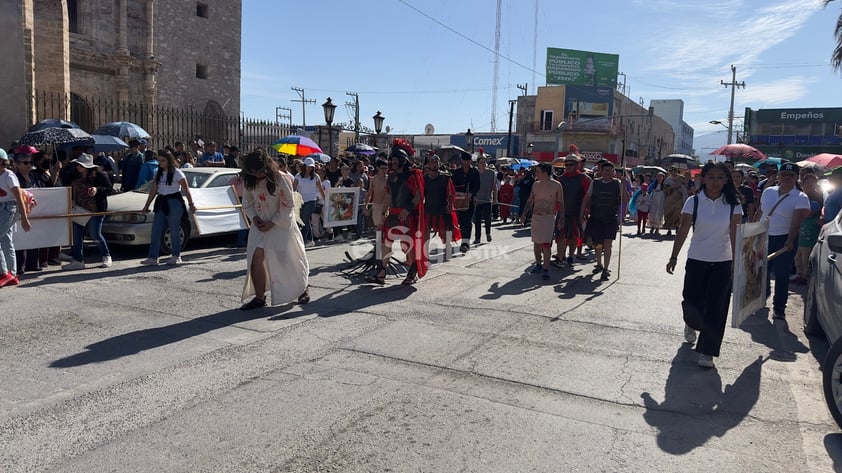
[465,128,474,153]
[553,121,568,160]
[322,97,336,158]
[372,111,385,151]
[709,120,731,145]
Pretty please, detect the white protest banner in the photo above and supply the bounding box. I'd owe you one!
[190,186,247,235]
[12,187,72,250]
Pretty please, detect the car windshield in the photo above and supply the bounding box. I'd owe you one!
[131,170,213,194]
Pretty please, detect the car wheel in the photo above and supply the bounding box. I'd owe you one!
[823,338,842,429]
[804,274,824,336]
[161,219,191,256]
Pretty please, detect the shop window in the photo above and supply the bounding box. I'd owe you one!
[196,3,209,18]
[68,0,80,33]
[540,110,553,131]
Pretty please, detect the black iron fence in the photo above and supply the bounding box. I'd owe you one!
[33,90,289,152]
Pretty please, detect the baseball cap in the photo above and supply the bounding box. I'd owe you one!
[779,162,797,174]
[138,138,148,145]
[15,145,38,155]
[0,149,8,162]
[303,157,316,167]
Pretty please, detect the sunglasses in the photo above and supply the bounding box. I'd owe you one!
[565,163,577,167]
[17,161,32,165]
[779,172,796,177]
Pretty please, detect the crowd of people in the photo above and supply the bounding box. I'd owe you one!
[2,136,842,370]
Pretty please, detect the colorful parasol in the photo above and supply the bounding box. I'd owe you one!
[272,135,323,156]
[709,143,766,160]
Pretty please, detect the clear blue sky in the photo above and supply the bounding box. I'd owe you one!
[241,0,842,152]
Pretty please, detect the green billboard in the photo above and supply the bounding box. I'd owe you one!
[546,48,619,87]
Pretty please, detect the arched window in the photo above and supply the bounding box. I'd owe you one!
[70,93,94,131]
[202,100,226,144]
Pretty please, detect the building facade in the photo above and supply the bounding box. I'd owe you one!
[745,107,842,160]
[515,85,675,165]
[0,0,242,147]
[650,99,694,156]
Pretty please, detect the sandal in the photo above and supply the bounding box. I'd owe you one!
[365,269,386,285]
[297,287,310,304]
[240,297,266,311]
[401,274,419,285]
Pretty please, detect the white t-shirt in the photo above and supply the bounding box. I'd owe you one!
[294,173,321,203]
[0,169,20,202]
[759,186,811,236]
[682,192,743,262]
[156,168,186,195]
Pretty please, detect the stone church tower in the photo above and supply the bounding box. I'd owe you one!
[0,0,241,147]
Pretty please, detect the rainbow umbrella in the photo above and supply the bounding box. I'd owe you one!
[272,135,322,156]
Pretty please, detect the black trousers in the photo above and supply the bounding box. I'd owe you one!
[473,203,492,239]
[683,258,732,357]
[457,202,475,242]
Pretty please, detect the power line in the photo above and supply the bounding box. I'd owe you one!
[396,0,543,76]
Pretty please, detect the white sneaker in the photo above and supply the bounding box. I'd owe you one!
[164,256,182,265]
[140,258,158,266]
[684,324,697,344]
[57,253,75,262]
[62,260,86,271]
[304,240,315,248]
[698,355,715,368]
[99,255,112,268]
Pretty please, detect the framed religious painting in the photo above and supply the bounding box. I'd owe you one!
[324,187,360,228]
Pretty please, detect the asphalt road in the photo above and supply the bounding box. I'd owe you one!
[1,221,839,472]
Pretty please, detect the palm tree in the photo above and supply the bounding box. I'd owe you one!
[827,0,842,69]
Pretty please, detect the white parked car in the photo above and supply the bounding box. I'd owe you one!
[102,168,241,254]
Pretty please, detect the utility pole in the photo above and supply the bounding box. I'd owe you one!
[516,83,528,96]
[506,99,516,157]
[721,65,746,144]
[275,106,292,126]
[291,87,315,128]
[346,91,359,142]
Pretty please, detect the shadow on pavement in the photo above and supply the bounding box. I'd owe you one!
[481,273,544,300]
[270,282,418,321]
[824,434,842,470]
[49,307,273,368]
[740,310,809,362]
[640,344,765,455]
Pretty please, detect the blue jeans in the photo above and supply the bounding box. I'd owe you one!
[300,200,316,242]
[72,216,109,262]
[0,201,18,276]
[767,234,797,312]
[148,199,184,258]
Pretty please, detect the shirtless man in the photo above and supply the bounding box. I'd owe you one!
[521,163,564,280]
[365,159,390,234]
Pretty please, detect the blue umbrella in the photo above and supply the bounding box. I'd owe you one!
[345,143,376,156]
[753,157,788,169]
[94,121,151,140]
[29,119,79,132]
[305,152,332,163]
[61,134,128,153]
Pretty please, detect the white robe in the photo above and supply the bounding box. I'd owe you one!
[241,173,309,305]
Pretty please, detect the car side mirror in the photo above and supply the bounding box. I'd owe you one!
[828,234,842,253]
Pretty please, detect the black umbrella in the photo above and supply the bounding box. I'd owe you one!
[29,118,80,132]
[345,143,376,156]
[438,144,468,166]
[18,127,94,147]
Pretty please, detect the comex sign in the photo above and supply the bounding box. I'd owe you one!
[472,136,505,146]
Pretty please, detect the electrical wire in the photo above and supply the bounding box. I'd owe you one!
[396,0,543,77]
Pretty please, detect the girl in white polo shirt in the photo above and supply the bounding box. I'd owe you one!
[666,162,743,369]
